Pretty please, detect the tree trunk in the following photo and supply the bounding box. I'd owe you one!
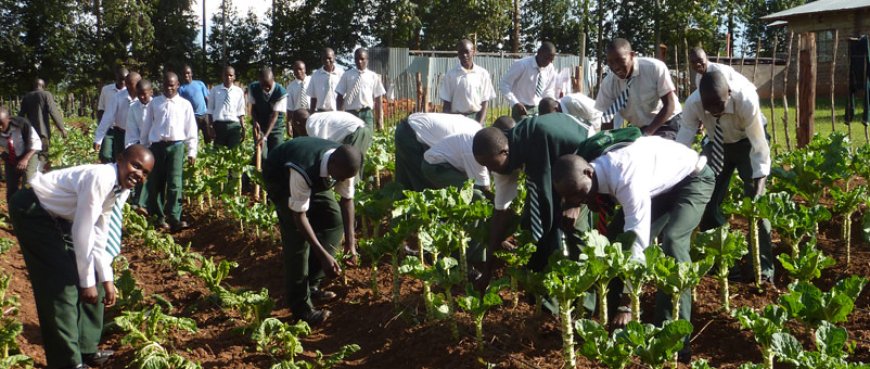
[797,32,816,148]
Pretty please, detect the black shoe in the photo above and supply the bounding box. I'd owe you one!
[299,309,331,326]
[311,288,337,302]
[169,220,189,233]
[83,350,114,367]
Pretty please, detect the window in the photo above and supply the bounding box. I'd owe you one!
[817,30,835,63]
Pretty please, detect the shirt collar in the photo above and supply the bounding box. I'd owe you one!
[322,67,339,75]
[590,162,613,196]
[627,58,641,80]
[320,148,336,177]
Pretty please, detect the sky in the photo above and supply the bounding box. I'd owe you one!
[191,0,271,43]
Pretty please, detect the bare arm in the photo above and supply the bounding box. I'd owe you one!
[477,101,489,124]
[336,94,345,111]
[292,211,341,277]
[642,91,676,136]
[339,197,357,259]
[442,100,452,114]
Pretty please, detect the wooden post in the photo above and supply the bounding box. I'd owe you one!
[726,32,732,65]
[770,36,779,153]
[797,32,816,148]
[752,36,762,84]
[253,142,262,202]
[794,34,802,147]
[673,43,681,99]
[782,32,795,151]
[684,38,691,93]
[415,72,423,112]
[574,65,583,93]
[831,29,839,131]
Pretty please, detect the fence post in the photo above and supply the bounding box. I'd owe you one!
[770,36,779,153]
[794,33,802,147]
[415,72,423,112]
[797,32,816,148]
[830,29,839,131]
[684,37,691,94]
[752,36,762,84]
[782,31,794,151]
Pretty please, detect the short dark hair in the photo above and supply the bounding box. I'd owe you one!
[606,38,632,53]
[472,127,509,158]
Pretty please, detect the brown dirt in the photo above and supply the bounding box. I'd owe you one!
[1,188,868,369]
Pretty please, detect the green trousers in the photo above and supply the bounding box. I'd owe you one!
[270,191,343,318]
[348,108,374,131]
[394,120,431,191]
[603,166,715,328]
[342,126,374,179]
[146,141,185,224]
[98,127,126,163]
[10,189,105,369]
[421,161,467,189]
[258,122,286,160]
[511,104,538,122]
[701,138,773,278]
[213,120,243,149]
[4,154,41,204]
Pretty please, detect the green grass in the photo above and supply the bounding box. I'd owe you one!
[761,97,869,151]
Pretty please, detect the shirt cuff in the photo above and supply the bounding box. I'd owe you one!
[289,197,310,213]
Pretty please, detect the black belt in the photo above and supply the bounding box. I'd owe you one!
[151,140,183,146]
[347,107,372,114]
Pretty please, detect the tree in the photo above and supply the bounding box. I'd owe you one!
[520,0,585,53]
[146,0,199,79]
[207,1,264,83]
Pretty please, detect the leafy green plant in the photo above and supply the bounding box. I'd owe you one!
[648,246,714,321]
[777,239,836,282]
[494,232,536,309]
[616,320,694,369]
[253,317,360,369]
[770,321,864,369]
[217,288,274,336]
[830,185,867,266]
[695,226,748,312]
[456,278,507,353]
[731,197,765,290]
[574,319,633,369]
[542,255,598,367]
[581,230,630,324]
[115,305,198,347]
[0,239,14,255]
[778,276,868,327]
[130,342,202,369]
[734,305,790,368]
[0,274,31,369]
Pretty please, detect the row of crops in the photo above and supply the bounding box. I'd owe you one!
[2,118,869,368]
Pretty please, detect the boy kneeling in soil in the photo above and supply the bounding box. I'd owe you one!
[263,137,361,325]
[10,145,154,369]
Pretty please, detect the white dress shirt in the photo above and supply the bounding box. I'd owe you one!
[493,171,520,210]
[94,90,137,144]
[141,94,199,157]
[29,163,130,287]
[423,131,489,187]
[677,88,770,178]
[335,68,386,111]
[306,66,344,111]
[406,113,481,147]
[0,124,42,156]
[98,83,124,112]
[125,100,148,147]
[590,137,706,262]
[695,62,755,92]
[247,87,287,112]
[439,64,497,114]
[560,93,603,132]
[286,77,310,112]
[499,56,557,106]
[288,149,354,212]
[207,84,246,122]
[306,111,364,143]
[595,57,681,127]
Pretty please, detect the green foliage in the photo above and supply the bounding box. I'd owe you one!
[734,304,790,355]
[779,276,868,327]
[695,226,747,312]
[456,278,507,351]
[217,288,275,335]
[115,305,197,347]
[771,133,852,200]
[616,320,694,369]
[777,239,836,282]
[0,239,14,255]
[770,321,864,369]
[131,342,202,369]
[574,319,633,369]
[648,246,714,318]
[253,318,310,364]
[206,1,264,82]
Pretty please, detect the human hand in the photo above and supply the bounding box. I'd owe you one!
[80,286,99,305]
[102,281,117,307]
[16,157,28,172]
[514,103,527,116]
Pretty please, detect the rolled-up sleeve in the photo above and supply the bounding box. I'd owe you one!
[614,184,651,264]
[499,62,523,106]
[335,177,355,199]
[288,171,312,212]
[676,95,702,146]
[740,93,771,178]
[71,174,112,287]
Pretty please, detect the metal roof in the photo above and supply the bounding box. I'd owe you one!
[762,0,870,20]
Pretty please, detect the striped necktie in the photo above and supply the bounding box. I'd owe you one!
[221,88,233,112]
[299,80,310,110]
[345,70,365,108]
[527,180,543,241]
[105,186,124,259]
[534,72,543,98]
[601,77,634,124]
[709,117,725,175]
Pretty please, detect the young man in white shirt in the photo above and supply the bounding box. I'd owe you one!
[141,72,199,232]
[688,47,756,92]
[677,71,773,282]
[9,145,154,369]
[0,108,42,203]
[336,48,386,131]
[248,67,288,159]
[94,72,141,163]
[596,38,682,139]
[286,61,311,114]
[97,66,128,123]
[395,112,482,191]
[262,138,361,325]
[538,96,601,133]
[290,110,372,159]
[439,39,497,124]
[500,41,558,121]
[208,66,247,149]
[306,48,344,112]
[552,137,714,362]
[125,79,154,212]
